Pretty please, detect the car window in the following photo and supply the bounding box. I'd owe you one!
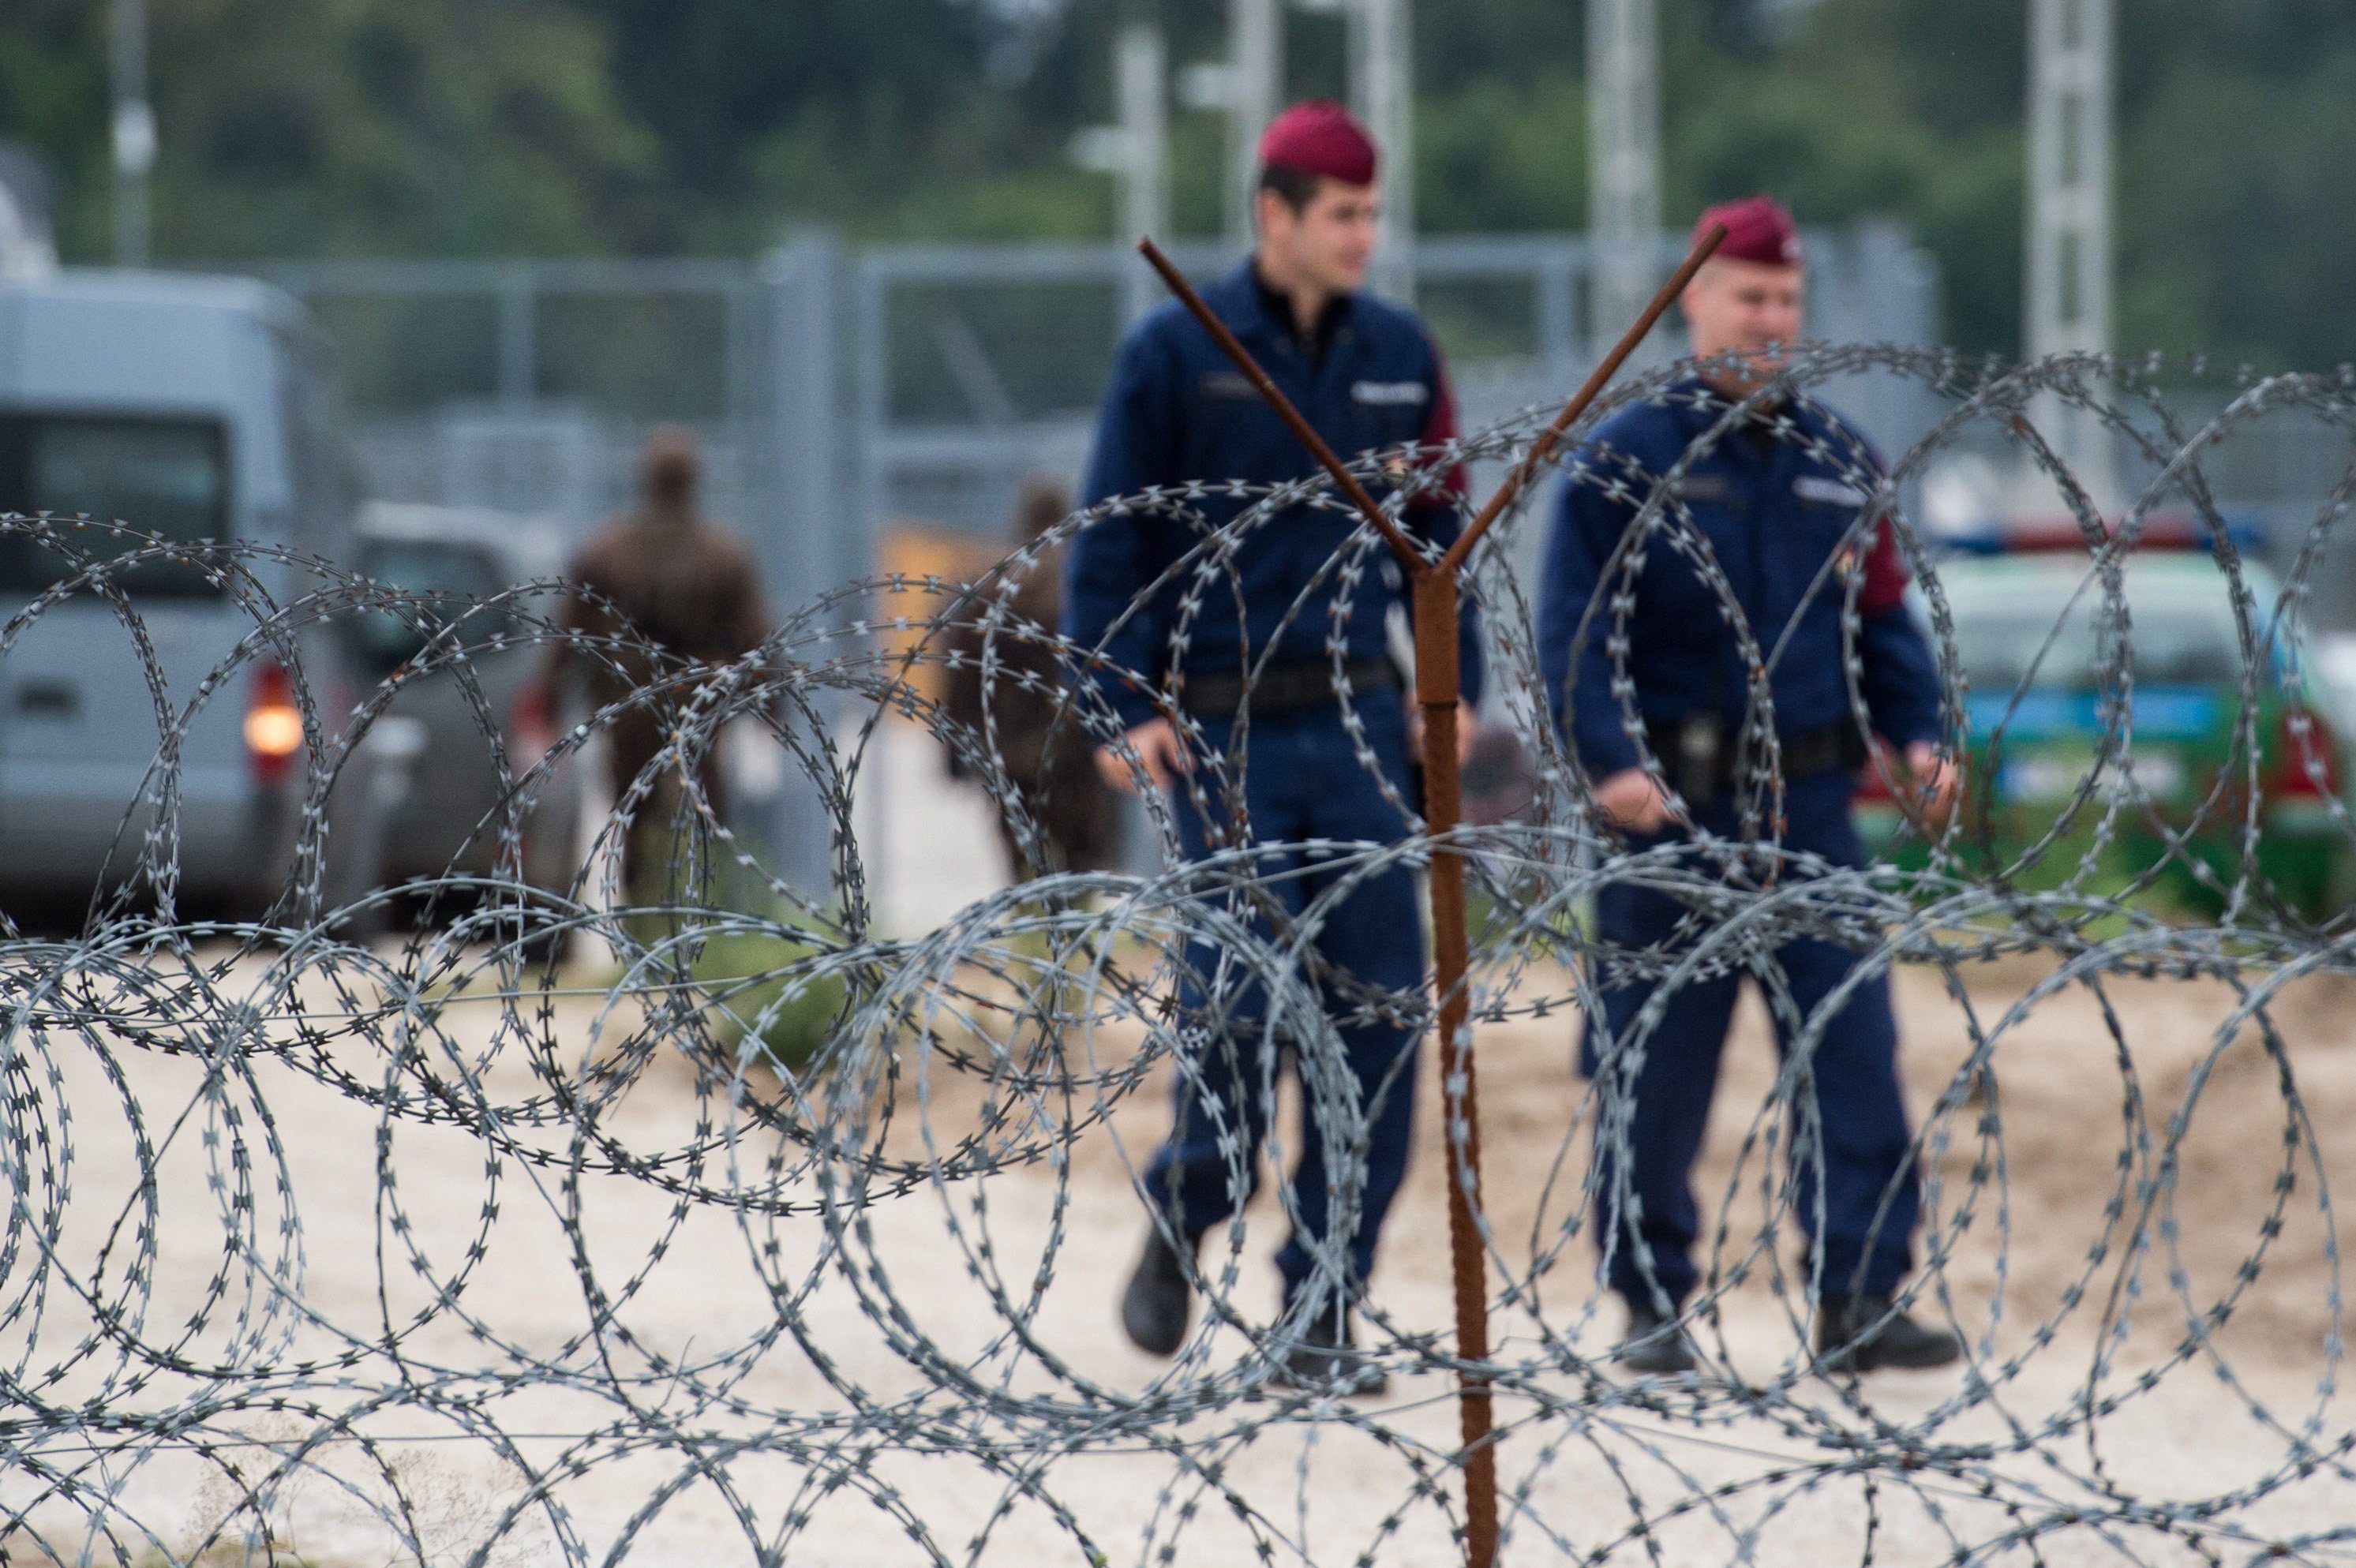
[0,413,231,598]
[1950,571,2261,694]
[352,537,513,671]
[276,327,359,556]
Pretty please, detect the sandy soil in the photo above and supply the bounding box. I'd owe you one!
[2,910,2352,1567]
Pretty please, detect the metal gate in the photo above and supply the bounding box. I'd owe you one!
[848,223,1944,578]
[259,227,1943,909]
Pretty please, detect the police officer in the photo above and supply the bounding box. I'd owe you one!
[1537,196,1964,1375]
[1063,102,1481,1393]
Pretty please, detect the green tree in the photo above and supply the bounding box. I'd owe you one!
[0,2,113,258]
[4,0,657,262]
[7,0,2356,369]
[159,0,657,259]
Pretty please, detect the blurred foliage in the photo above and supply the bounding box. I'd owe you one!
[690,926,848,1081]
[612,806,847,1077]
[1,0,2350,365]
[4,0,657,260]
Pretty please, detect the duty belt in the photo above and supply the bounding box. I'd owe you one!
[1174,657,1401,718]
[1667,713,1867,806]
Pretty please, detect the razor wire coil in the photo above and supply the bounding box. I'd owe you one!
[0,346,2352,1565]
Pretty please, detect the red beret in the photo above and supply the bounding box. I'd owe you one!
[1257,100,1378,189]
[1695,195,1803,268]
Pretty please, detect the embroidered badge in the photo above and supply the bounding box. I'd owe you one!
[1794,475,1870,507]
[1350,380,1430,407]
[1668,474,1736,504]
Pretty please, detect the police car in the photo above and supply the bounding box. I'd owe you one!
[1857,515,2354,919]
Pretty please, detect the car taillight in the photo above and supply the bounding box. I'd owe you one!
[245,660,305,787]
[2264,705,2343,801]
[508,683,555,777]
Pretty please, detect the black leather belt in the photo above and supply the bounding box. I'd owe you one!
[1770,722,1864,779]
[1175,657,1401,718]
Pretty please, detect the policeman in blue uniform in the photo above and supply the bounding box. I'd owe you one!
[1063,101,1481,1393]
[1537,196,1965,1375]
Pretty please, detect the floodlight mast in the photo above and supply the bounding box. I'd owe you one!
[1118,25,1171,323]
[111,0,155,268]
[1589,0,1662,343]
[1350,0,1414,295]
[2026,0,2117,508]
[1227,0,1283,243]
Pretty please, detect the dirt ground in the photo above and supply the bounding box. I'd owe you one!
[3,927,2354,1566]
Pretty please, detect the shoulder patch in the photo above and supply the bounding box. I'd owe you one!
[1794,475,1871,507]
[1350,380,1431,408]
[1668,473,1736,504]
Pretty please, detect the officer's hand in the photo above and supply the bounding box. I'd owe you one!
[1594,767,1673,834]
[1406,698,1480,770]
[1096,718,1190,795]
[1903,740,1961,824]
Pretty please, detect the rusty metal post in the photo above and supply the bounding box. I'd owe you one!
[1135,230,1721,1568]
[1410,564,1500,1562]
[1440,223,1725,574]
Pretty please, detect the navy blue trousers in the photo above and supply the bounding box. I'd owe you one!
[1583,781,1920,1308]
[1144,695,1424,1301]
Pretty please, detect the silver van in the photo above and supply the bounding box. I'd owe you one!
[0,269,385,922]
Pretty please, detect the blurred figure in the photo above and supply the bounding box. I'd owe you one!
[940,476,1120,881]
[537,425,770,892]
[1538,196,1960,1376]
[1064,101,1481,1394]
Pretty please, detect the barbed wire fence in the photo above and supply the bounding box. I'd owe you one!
[0,337,2354,1565]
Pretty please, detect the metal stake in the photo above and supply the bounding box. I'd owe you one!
[1136,223,1723,1566]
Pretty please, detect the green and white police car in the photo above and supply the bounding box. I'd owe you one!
[1859,520,2353,921]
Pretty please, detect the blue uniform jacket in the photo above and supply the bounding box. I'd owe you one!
[1063,260,1483,732]
[1537,380,1942,783]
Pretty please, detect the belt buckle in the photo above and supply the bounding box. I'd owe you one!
[1674,713,1724,807]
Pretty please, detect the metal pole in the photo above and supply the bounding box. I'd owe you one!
[0,167,58,282]
[1350,0,1414,295]
[1118,25,1171,324]
[763,234,847,897]
[1587,0,1661,343]
[2025,0,2115,507]
[110,0,154,267]
[1138,226,1719,1568]
[498,271,536,406]
[1227,0,1282,244]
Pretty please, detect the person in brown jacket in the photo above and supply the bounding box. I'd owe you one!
[940,476,1120,882]
[537,425,770,893]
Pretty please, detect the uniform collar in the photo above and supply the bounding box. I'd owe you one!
[1664,373,1826,447]
[1206,257,1358,360]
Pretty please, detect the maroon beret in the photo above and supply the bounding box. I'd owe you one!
[1258,100,1379,188]
[1695,195,1803,268]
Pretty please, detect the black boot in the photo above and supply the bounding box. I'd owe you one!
[1815,1293,1963,1372]
[1119,1224,1197,1357]
[1613,1298,1697,1376]
[1266,1301,1388,1397]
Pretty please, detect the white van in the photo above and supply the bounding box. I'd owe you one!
[0,269,387,922]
